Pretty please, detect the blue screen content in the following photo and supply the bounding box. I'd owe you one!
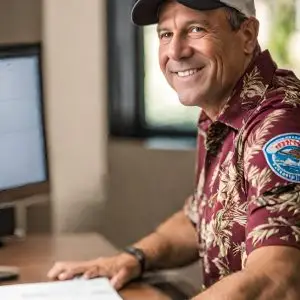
[0,56,46,190]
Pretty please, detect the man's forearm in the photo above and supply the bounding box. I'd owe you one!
[193,265,300,300]
[133,210,198,271]
[193,269,268,300]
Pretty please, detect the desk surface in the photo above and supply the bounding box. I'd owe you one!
[0,234,190,300]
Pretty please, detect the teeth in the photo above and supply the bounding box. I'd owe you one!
[177,69,199,77]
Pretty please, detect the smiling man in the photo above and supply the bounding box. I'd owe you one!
[48,0,300,299]
[154,1,252,117]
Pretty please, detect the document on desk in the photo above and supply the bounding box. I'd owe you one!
[0,277,123,300]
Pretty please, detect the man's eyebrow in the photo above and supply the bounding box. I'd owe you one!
[157,19,211,34]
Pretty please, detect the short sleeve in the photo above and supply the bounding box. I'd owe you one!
[244,107,300,255]
[184,194,199,225]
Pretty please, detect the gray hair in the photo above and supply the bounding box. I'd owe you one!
[224,6,248,31]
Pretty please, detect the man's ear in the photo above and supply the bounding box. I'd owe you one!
[240,18,260,55]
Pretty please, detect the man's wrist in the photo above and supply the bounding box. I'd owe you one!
[123,246,146,277]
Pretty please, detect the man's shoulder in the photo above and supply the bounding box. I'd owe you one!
[263,69,300,108]
[241,69,300,137]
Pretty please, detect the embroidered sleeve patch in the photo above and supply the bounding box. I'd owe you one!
[263,133,300,183]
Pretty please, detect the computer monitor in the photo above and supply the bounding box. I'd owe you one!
[0,44,49,208]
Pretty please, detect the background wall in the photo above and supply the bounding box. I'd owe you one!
[0,0,196,248]
[0,0,41,44]
[103,139,195,247]
[42,0,108,233]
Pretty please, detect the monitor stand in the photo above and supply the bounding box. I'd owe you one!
[0,266,19,282]
[0,240,20,282]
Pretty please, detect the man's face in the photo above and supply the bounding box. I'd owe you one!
[157,1,253,112]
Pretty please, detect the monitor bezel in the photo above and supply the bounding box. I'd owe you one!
[0,43,50,204]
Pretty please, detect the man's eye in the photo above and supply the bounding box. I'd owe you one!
[159,32,172,39]
[190,26,204,33]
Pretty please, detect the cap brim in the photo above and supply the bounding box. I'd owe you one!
[131,0,226,26]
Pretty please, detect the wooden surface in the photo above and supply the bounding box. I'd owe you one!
[0,234,182,300]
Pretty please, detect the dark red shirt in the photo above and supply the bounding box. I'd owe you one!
[185,50,300,288]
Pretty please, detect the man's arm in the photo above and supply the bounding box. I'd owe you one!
[48,199,199,290]
[133,209,199,271]
[193,245,300,300]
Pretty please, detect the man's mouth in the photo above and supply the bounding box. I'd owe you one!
[174,68,202,78]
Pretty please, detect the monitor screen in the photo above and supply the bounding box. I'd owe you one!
[0,44,49,204]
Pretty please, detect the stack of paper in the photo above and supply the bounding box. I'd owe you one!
[0,277,122,300]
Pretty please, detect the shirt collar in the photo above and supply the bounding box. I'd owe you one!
[198,49,277,132]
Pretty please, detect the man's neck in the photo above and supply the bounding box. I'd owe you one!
[203,49,259,121]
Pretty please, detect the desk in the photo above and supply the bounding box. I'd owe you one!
[0,234,195,299]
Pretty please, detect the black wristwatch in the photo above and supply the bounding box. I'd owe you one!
[123,246,146,277]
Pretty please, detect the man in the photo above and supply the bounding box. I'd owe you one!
[48,0,300,298]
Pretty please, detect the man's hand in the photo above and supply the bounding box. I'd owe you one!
[47,252,141,290]
[47,206,198,291]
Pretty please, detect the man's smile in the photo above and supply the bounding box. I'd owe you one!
[175,68,201,77]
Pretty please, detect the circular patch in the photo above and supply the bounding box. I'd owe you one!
[263,133,300,183]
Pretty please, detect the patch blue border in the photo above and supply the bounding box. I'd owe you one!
[263,133,300,183]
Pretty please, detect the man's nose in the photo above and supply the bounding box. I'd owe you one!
[167,35,193,61]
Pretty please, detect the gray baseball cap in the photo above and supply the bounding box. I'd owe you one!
[131,0,256,25]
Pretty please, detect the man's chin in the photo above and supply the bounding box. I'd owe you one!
[178,95,203,107]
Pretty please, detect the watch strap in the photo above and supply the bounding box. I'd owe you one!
[123,246,146,277]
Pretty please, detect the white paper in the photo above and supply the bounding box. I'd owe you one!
[0,278,122,300]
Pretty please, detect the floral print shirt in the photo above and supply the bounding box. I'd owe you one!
[185,50,300,288]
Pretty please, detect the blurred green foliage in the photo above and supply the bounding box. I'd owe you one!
[268,0,295,66]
